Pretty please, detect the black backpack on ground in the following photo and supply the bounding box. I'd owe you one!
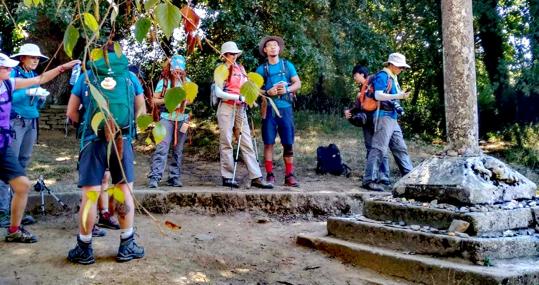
[316,144,351,177]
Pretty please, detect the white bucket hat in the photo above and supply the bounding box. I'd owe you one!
[10,43,49,60]
[0,53,19,68]
[384,52,410,69]
[220,41,242,56]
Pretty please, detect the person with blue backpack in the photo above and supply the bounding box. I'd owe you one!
[256,36,302,187]
[362,53,414,191]
[0,52,80,243]
[65,43,145,264]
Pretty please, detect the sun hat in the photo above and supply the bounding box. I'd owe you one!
[258,36,285,57]
[220,41,242,56]
[384,52,410,69]
[170,55,186,71]
[0,53,19,68]
[10,43,49,60]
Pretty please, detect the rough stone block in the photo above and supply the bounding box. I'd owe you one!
[449,219,470,233]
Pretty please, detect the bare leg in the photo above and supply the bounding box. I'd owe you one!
[116,182,134,229]
[79,186,100,235]
[9,176,31,228]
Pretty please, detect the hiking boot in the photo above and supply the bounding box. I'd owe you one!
[116,233,145,262]
[378,180,391,186]
[22,215,36,226]
[284,174,299,187]
[98,212,120,230]
[5,227,38,243]
[92,225,106,237]
[67,237,95,265]
[222,178,239,188]
[363,182,385,192]
[251,177,273,189]
[167,178,183,187]
[266,172,276,185]
[0,212,9,228]
[148,178,158,188]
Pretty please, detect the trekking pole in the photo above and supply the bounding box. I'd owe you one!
[248,108,259,162]
[232,105,245,184]
[229,102,238,185]
[374,101,380,132]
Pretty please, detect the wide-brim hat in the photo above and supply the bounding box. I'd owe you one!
[258,35,285,57]
[0,53,19,68]
[10,43,49,61]
[220,41,242,56]
[383,52,410,68]
[170,54,186,71]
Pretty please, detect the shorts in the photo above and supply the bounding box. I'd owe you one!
[77,138,135,187]
[262,106,295,145]
[0,147,26,184]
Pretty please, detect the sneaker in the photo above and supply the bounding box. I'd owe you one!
[5,227,38,243]
[251,177,273,189]
[284,174,299,187]
[117,234,145,262]
[222,177,239,188]
[167,178,183,187]
[266,172,276,185]
[92,225,106,237]
[0,212,9,228]
[378,180,391,186]
[148,178,158,188]
[98,212,120,230]
[363,182,385,192]
[67,236,95,265]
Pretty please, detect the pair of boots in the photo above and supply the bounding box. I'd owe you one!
[67,233,144,265]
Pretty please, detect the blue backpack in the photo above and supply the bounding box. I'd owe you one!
[316,144,351,177]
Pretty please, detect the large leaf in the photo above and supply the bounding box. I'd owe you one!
[91,112,105,135]
[90,48,104,61]
[24,0,33,7]
[247,72,264,89]
[186,33,196,55]
[267,97,281,118]
[110,2,119,26]
[113,42,122,58]
[164,87,186,113]
[240,81,259,107]
[135,0,141,11]
[106,185,125,203]
[183,82,198,103]
[83,13,99,33]
[63,25,79,58]
[144,0,159,11]
[134,17,151,43]
[152,121,166,144]
[136,114,153,131]
[213,64,229,87]
[155,3,181,38]
[88,83,109,113]
[180,6,200,33]
[81,191,99,232]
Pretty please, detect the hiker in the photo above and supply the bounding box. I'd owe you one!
[147,55,191,188]
[344,64,390,185]
[0,44,50,229]
[65,46,145,264]
[213,41,273,189]
[255,36,301,187]
[0,52,80,243]
[362,53,414,191]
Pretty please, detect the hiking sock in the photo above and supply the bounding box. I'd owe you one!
[79,233,92,242]
[285,162,294,176]
[8,226,19,234]
[120,227,134,239]
[265,160,273,174]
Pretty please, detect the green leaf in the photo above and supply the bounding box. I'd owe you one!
[107,186,125,203]
[135,0,141,11]
[32,0,41,6]
[82,191,99,232]
[114,42,122,58]
[24,0,33,7]
[110,2,119,26]
[145,137,152,145]
[267,97,281,118]
[240,81,259,107]
[155,3,181,38]
[90,48,104,61]
[107,140,112,165]
[83,13,99,33]
[88,83,109,113]
[164,87,186,113]
[152,122,167,144]
[144,0,159,11]
[134,17,151,43]
[136,114,153,131]
[91,112,105,135]
[213,64,229,87]
[183,82,198,103]
[63,25,79,58]
[247,72,264,89]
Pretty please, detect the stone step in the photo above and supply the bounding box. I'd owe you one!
[327,217,539,261]
[363,199,534,234]
[297,232,539,285]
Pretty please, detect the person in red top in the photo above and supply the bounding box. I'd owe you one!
[213,41,272,189]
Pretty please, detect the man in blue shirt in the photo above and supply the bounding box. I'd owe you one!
[256,36,302,187]
[362,53,414,191]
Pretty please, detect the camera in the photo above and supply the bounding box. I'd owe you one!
[34,175,46,192]
[390,100,405,116]
[348,111,368,127]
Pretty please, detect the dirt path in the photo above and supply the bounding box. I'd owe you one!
[0,213,410,285]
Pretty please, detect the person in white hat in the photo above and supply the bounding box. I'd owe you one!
[212,41,272,189]
[362,52,413,192]
[0,51,79,243]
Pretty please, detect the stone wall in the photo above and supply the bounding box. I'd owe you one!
[39,105,69,131]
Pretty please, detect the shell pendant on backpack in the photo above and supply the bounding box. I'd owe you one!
[101,77,116,90]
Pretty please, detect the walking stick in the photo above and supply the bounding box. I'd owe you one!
[232,104,245,184]
[248,108,259,162]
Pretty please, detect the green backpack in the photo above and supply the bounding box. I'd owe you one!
[81,53,135,142]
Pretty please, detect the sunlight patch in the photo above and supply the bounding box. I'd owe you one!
[55,156,72,162]
[12,248,33,255]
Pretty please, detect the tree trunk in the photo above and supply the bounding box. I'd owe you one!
[528,0,539,62]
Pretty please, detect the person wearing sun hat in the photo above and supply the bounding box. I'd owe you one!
[362,52,413,192]
[147,54,192,188]
[255,35,302,187]
[0,51,79,243]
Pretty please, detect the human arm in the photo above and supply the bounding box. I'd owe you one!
[135,93,146,118]
[14,60,80,90]
[66,94,81,124]
[214,84,244,101]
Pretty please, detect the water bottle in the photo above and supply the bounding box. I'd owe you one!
[69,63,81,85]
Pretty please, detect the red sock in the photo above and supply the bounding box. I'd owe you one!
[285,162,294,176]
[265,161,273,174]
[8,226,19,234]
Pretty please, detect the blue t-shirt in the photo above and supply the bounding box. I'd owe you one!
[154,78,190,122]
[373,70,399,119]
[256,59,298,109]
[10,67,42,119]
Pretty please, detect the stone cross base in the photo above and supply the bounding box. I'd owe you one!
[393,155,537,205]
